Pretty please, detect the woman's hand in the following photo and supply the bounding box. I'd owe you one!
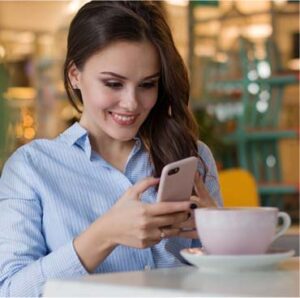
[176,172,217,239]
[191,172,217,208]
[74,176,191,272]
[106,177,191,248]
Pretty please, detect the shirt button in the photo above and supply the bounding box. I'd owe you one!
[144,265,151,271]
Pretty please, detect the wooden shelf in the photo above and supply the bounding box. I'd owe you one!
[207,74,299,89]
[223,129,299,142]
[189,3,299,211]
[258,183,299,195]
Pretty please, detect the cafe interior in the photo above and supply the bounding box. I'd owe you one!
[0,0,299,296]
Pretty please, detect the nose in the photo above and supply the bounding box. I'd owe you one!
[119,88,139,111]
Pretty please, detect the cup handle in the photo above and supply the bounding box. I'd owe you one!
[272,212,291,241]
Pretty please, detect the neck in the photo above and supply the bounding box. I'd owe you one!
[79,119,135,171]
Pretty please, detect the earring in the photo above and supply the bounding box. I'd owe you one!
[73,83,78,89]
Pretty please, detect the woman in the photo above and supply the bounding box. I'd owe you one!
[0,1,222,296]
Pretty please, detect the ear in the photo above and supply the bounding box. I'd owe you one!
[68,62,81,89]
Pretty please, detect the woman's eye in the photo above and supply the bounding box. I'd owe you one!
[140,81,157,89]
[104,81,123,89]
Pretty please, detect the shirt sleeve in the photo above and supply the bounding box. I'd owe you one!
[197,141,223,207]
[0,148,88,297]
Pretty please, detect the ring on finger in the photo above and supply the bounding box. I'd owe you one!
[159,228,166,239]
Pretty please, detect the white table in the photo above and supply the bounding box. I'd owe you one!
[43,257,299,297]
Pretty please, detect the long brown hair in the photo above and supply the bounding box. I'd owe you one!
[63,1,203,177]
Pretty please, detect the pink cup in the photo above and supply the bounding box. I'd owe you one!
[195,207,291,255]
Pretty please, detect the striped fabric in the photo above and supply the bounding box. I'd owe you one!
[0,122,222,297]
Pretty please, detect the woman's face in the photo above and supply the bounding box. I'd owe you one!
[69,40,160,142]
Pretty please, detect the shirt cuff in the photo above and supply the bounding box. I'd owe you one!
[191,238,201,248]
[41,240,89,280]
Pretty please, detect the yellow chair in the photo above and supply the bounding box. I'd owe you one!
[218,168,260,207]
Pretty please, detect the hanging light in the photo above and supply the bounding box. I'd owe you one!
[0,45,5,59]
[257,61,271,78]
[266,155,276,167]
[273,0,288,8]
[256,100,268,113]
[165,0,188,6]
[248,83,260,94]
[243,24,272,40]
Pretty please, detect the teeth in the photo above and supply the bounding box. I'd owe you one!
[113,114,135,121]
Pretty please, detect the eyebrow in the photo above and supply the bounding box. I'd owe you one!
[100,71,160,80]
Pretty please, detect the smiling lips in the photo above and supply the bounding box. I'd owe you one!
[110,112,138,126]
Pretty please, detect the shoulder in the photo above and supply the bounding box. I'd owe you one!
[196,140,223,206]
[14,138,58,159]
[2,137,62,170]
[196,140,215,163]
[196,140,219,178]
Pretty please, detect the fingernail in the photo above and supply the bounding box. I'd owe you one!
[190,203,198,209]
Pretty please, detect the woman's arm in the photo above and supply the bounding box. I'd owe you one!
[73,177,192,272]
[0,149,192,296]
[0,150,88,297]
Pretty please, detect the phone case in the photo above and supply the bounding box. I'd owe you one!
[156,156,198,202]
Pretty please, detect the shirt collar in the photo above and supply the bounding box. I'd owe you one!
[60,121,143,161]
[132,136,142,153]
[60,122,92,158]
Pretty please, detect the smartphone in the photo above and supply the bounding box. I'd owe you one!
[156,156,198,202]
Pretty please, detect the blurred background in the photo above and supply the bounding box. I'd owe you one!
[0,0,299,223]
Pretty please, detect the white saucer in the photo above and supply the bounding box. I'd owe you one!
[180,247,295,272]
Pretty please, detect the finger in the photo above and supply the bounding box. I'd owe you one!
[178,229,199,239]
[125,177,160,200]
[192,173,217,208]
[147,240,161,247]
[173,216,195,229]
[148,211,190,228]
[146,201,191,216]
[190,195,217,208]
[194,172,209,198]
[155,227,181,240]
[190,196,203,208]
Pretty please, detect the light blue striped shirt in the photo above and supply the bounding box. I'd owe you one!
[0,122,222,297]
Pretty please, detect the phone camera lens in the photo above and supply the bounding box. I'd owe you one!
[168,167,180,176]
